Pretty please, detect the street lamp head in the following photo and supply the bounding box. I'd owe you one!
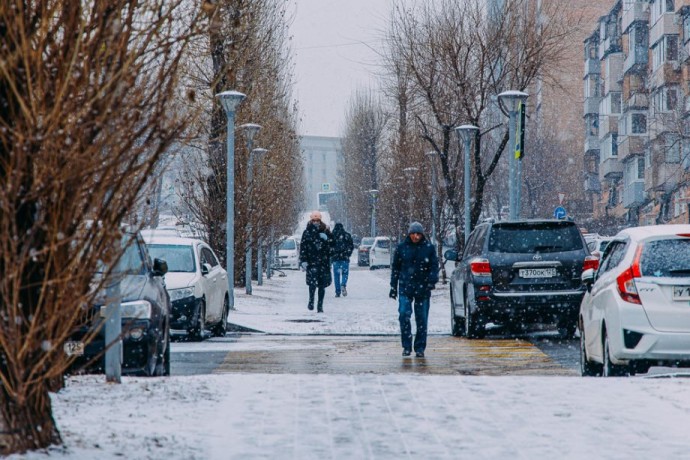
[368,189,379,199]
[251,147,268,158]
[425,150,438,157]
[454,124,480,142]
[497,90,528,112]
[216,90,246,115]
[240,123,262,142]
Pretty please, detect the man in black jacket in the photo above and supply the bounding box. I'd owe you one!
[331,223,354,297]
[390,222,439,357]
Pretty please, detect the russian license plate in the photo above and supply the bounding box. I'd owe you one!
[519,268,557,278]
[63,341,85,357]
[673,286,690,300]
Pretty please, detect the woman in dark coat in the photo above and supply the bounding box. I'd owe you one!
[299,211,333,312]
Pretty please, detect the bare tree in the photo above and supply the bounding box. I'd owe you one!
[0,1,203,454]
[386,0,575,247]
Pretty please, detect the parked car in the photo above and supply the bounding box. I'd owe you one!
[444,219,598,339]
[579,225,690,377]
[357,237,376,266]
[587,237,613,259]
[369,236,392,269]
[277,236,300,269]
[66,231,171,377]
[144,235,230,341]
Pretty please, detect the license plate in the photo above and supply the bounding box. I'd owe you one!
[519,268,557,278]
[64,341,85,357]
[673,286,690,300]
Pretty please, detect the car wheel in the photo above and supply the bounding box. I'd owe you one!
[154,324,170,377]
[212,295,229,337]
[602,327,626,377]
[579,323,602,377]
[450,287,465,337]
[188,299,206,342]
[464,291,485,339]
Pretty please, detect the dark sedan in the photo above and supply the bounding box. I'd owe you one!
[66,232,171,377]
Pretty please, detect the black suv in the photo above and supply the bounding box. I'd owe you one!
[444,219,597,338]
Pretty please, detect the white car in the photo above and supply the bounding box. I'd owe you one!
[579,225,690,377]
[144,236,229,341]
[369,236,392,269]
[277,237,300,269]
[587,237,613,259]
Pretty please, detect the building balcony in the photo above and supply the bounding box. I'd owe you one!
[649,62,681,89]
[599,35,622,60]
[584,173,602,193]
[648,112,678,137]
[645,161,680,194]
[623,93,648,111]
[603,54,624,93]
[599,115,619,139]
[618,135,646,161]
[622,1,649,33]
[584,58,600,77]
[623,46,648,74]
[650,14,678,48]
[585,135,600,153]
[584,97,601,115]
[600,156,624,180]
[623,181,646,208]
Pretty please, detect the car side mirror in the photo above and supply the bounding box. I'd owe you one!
[444,249,458,262]
[201,263,211,276]
[581,268,595,292]
[152,258,168,277]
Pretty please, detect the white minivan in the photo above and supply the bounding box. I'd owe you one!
[144,235,229,341]
[277,236,300,269]
[369,236,392,269]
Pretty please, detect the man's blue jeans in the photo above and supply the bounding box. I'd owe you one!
[398,294,430,353]
[332,260,349,295]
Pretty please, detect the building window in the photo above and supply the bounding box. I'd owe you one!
[665,136,682,163]
[684,15,690,43]
[653,86,679,112]
[631,113,647,134]
[637,156,645,179]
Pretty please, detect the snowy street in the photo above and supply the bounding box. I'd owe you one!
[12,260,690,460]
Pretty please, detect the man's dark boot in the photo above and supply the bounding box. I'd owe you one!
[308,301,314,311]
[317,303,323,313]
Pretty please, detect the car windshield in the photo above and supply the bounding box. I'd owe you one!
[361,238,375,246]
[376,239,390,249]
[488,223,583,253]
[96,235,146,275]
[640,239,690,277]
[147,244,195,273]
[280,239,296,250]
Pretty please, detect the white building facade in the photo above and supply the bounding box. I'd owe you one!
[300,135,343,210]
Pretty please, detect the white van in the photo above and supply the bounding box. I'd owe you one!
[277,237,300,269]
[369,236,392,269]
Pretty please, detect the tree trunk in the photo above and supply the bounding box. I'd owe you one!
[0,385,61,455]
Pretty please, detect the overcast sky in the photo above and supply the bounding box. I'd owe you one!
[290,0,393,138]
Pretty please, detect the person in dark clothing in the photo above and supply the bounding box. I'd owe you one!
[330,223,354,297]
[299,210,333,312]
[390,222,439,357]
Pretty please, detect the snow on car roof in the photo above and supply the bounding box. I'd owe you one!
[141,234,206,246]
[616,225,690,241]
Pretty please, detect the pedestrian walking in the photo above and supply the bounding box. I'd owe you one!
[299,211,333,312]
[331,223,354,297]
[390,222,439,357]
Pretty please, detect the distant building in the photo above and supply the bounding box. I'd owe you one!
[300,135,343,210]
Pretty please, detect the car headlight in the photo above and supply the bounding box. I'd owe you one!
[99,300,152,319]
[169,287,195,302]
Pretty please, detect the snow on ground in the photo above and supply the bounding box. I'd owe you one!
[11,257,690,459]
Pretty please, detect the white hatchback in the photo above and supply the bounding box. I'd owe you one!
[277,237,300,269]
[144,236,229,341]
[369,236,392,269]
[579,225,690,376]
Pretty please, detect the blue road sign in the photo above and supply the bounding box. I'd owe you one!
[554,206,566,219]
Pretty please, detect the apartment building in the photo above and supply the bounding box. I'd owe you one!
[300,135,343,210]
[585,0,690,227]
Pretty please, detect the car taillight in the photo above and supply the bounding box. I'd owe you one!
[583,256,599,272]
[470,258,491,277]
[616,245,643,305]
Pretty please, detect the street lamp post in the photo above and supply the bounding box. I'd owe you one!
[403,167,418,223]
[497,90,528,220]
[216,90,246,310]
[368,189,379,237]
[240,124,262,295]
[425,151,439,244]
[454,125,479,244]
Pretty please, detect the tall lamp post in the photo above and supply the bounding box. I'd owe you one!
[425,151,439,244]
[216,90,246,310]
[403,167,418,223]
[368,189,379,237]
[497,90,528,220]
[454,125,479,244]
[240,122,263,295]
